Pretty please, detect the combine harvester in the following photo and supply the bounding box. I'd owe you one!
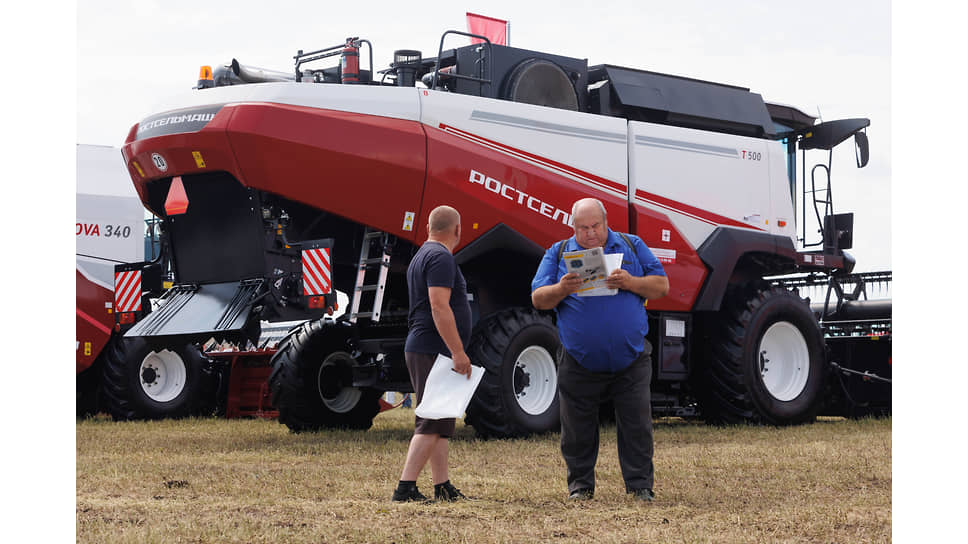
[104,29,890,434]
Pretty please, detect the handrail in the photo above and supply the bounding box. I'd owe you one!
[430,30,493,94]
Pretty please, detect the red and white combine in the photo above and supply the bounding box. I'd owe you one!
[96,30,889,434]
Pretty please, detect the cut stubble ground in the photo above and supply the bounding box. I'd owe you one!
[76,410,891,543]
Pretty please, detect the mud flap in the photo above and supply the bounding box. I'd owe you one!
[125,279,264,344]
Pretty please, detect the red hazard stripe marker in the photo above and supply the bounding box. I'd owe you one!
[302,248,331,295]
[115,270,142,313]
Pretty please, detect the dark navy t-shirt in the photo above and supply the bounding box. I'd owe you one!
[404,241,472,356]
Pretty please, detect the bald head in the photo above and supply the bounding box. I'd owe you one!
[426,205,462,251]
[428,205,460,234]
[571,198,608,249]
[571,198,607,223]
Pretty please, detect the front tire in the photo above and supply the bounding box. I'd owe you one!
[268,320,381,432]
[697,284,825,425]
[101,337,215,420]
[465,308,561,438]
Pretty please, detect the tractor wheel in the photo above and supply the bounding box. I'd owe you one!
[268,320,381,432]
[101,337,216,420]
[465,307,561,438]
[697,284,825,425]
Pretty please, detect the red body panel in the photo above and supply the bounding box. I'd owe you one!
[76,270,114,373]
[124,103,427,243]
[228,104,427,241]
[630,204,706,312]
[123,107,245,215]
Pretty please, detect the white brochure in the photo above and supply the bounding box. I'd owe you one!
[413,354,485,420]
[562,247,624,296]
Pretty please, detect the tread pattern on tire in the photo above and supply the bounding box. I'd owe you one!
[100,338,213,420]
[464,307,560,438]
[697,283,824,425]
[269,320,380,433]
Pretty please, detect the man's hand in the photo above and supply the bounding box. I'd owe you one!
[605,268,633,291]
[605,269,670,300]
[452,350,472,380]
[532,272,583,310]
[558,272,583,296]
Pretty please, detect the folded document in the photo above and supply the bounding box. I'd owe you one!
[413,354,485,420]
[562,247,624,296]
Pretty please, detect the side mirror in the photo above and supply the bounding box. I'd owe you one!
[854,131,870,168]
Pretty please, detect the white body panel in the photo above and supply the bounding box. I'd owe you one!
[629,121,796,249]
[76,144,146,290]
[146,82,422,123]
[418,90,629,198]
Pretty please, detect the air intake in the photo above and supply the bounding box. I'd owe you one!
[504,59,579,111]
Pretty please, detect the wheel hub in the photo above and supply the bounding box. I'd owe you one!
[316,353,362,414]
[141,366,158,384]
[139,349,187,403]
[513,365,531,395]
[513,345,557,415]
[758,321,810,402]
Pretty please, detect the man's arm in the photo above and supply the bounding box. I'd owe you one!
[531,273,583,310]
[604,236,670,300]
[605,269,669,300]
[428,286,472,378]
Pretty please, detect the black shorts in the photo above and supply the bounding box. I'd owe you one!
[405,352,456,438]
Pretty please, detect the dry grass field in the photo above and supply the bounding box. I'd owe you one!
[76,409,891,543]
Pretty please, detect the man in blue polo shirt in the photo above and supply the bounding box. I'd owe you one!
[532,197,669,502]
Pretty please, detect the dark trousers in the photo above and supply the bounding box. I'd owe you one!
[558,342,654,493]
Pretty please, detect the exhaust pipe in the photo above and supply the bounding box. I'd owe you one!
[230,59,295,83]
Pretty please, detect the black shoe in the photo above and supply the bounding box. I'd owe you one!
[392,485,429,502]
[629,488,655,502]
[434,481,467,501]
[568,488,594,501]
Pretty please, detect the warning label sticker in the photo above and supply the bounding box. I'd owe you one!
[651,248,677,264]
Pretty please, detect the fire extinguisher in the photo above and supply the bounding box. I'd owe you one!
[340,38,359,84]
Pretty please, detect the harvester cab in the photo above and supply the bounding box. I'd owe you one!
[777,112,871,269]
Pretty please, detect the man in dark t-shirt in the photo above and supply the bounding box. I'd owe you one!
[392,205,473,503]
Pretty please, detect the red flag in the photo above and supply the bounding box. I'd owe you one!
[466,12,508,46]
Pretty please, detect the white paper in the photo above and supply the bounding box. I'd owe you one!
[581,253,625,296]
[413,354,485,420]
[562,247,624,296]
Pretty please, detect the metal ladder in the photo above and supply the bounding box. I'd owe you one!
[349,228,392,323]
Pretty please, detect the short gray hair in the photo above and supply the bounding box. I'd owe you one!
[428,205,460,234]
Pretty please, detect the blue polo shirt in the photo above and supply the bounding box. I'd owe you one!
[531,229,666,373]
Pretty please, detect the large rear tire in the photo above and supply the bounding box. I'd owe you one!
[268,320,381,432]
[101,337,215,420]
[697,284,826,425]
[465,308,561,438]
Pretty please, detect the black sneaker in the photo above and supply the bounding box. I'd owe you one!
[568,488,594,501]
[392,485,429,502]
[629,488,655,502]
[434,481,467,501]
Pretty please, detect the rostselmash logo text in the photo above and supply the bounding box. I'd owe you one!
[138,113,216,134]
[469,170,571,226]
